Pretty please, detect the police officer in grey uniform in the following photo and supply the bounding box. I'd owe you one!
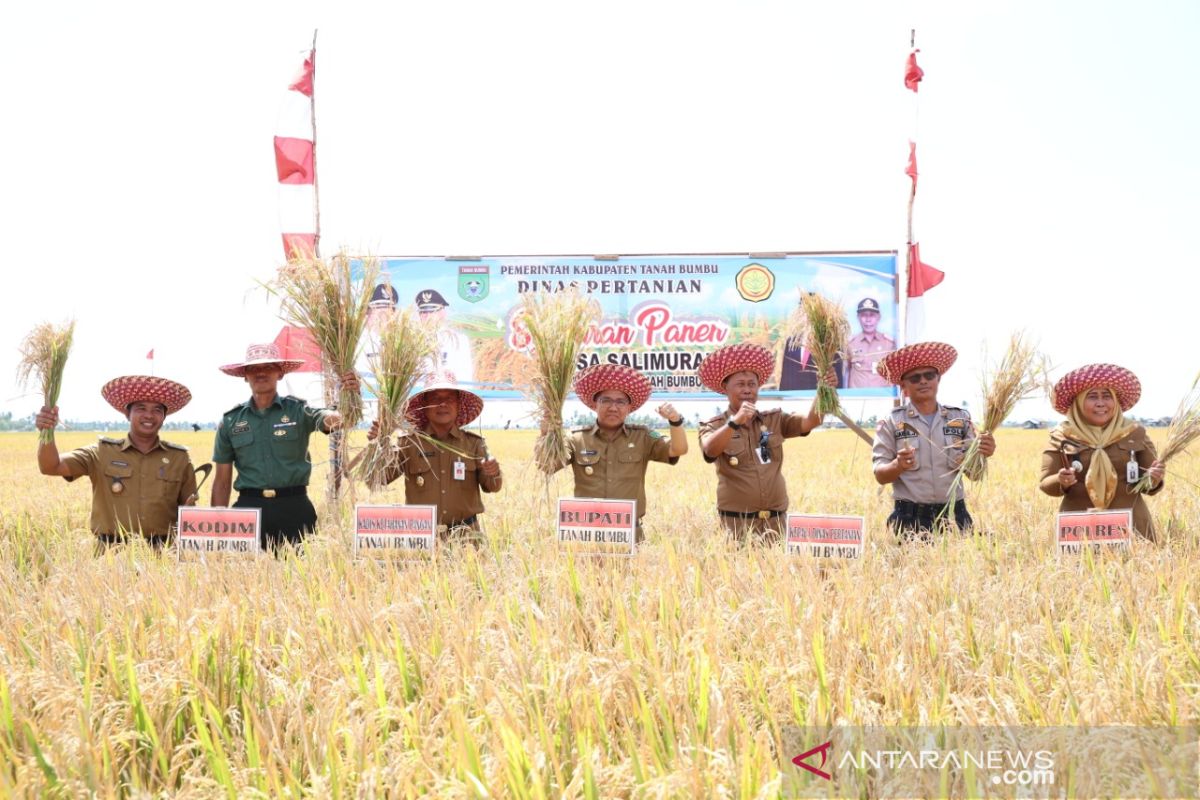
[872,342,996,539]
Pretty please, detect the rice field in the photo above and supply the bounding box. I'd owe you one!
[0,428,1196,797]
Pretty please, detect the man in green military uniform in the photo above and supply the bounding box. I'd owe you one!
[35,375,197,550]
[544,363,687,541]
[211,343,358,550]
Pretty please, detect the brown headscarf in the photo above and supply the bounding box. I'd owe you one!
[1056,388,1137,508]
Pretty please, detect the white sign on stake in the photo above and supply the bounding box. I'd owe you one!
[1056,509,1133,555]
[354,504,437,559]
[176,507,261,558]
[557,497,637,557]
[786,513,865,559]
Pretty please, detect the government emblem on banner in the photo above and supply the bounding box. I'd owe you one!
[458,265,490,303]
[735,263,775,302]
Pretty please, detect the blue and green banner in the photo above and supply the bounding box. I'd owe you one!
[356,252,898,399]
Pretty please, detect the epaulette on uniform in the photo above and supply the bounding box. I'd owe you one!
[161,440,189,451]
[570,425,590,433]
[941,404,966,413]
[702,414,726,426]
[282,395,308,405]
[224,402,246,416]
[460,429,484,440]
[99,436,123,445]
[625,423,647,431]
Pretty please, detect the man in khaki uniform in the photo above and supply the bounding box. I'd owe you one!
[367,382,502,540]
[35,375,197,550]
[698,343,827,543]
[846,297,895,388]
[871,341,996,540]
[545,364,686,541]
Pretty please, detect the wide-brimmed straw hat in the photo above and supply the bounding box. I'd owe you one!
[1052,363,1141,415]
[219,343,306,377]
[697,343,774,394]
[875,341,957,385]
[405,382,484,428]
[101,375,191,415]
[573,364,652,412]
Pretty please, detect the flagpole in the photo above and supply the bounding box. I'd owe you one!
[902,28,917,351]
[307,29,345,504]
[310,29,321,259]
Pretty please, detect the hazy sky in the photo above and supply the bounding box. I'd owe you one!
[3,1,1197,423]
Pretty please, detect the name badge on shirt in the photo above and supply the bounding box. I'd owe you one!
[454,460,466,481]
[273,421,297,428]
[1126,453,1139,484]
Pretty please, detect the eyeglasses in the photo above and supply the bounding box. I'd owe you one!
[759,430,772,463]
[596,397,630,408]
[903,370,939,385]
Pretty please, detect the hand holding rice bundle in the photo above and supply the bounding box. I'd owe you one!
[522,289,603,475]
[17,319,76,444]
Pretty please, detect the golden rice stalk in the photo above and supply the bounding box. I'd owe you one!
[266,253,378,428]
[955,331,1045,485]
[524,289,602,475]
[356,309,438,490]
[1134,371,1200,493]
[785,293,849,416]
[17,320,76,444]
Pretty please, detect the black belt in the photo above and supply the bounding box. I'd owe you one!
[719,509,785,520]
[894,499,960,513]
[239,485,307,499]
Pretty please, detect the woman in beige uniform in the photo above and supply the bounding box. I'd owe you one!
[1038,363,1164,541]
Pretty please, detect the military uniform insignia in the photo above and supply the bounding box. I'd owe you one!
[232,420,250,434]
[274,429,287,437]
[584,466,594,475]
[280,415,290,424]
[895,422,918,439]
[416,476,425,487]
[111,480,124,494]
[729,456,739,466]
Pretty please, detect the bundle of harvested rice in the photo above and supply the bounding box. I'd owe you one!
[785,292,849,416]
[17,320,76,444]
[523,289,602,474]
[356,309,437,490]
[267,253,378,428]
[956,331,1044,486]
[1134,371,1200,493]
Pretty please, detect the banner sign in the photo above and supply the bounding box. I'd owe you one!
[354,252,898,398]
[557,497,637,556]
[1055,510,1133,554]
[354,504,438,557]
[786,514,865,558]
[176,507,260,556]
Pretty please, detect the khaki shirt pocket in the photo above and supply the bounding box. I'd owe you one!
[617,449,643,465]
[574,452,601,467]
[103,463,133,494]
[405,452,436,478]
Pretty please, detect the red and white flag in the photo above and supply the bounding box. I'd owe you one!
[276,48,317,261]
[145,348,155,360]
[905,243,945,342]
[904,49,924,92]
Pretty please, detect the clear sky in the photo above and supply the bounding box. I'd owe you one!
[2,1,1197,423]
